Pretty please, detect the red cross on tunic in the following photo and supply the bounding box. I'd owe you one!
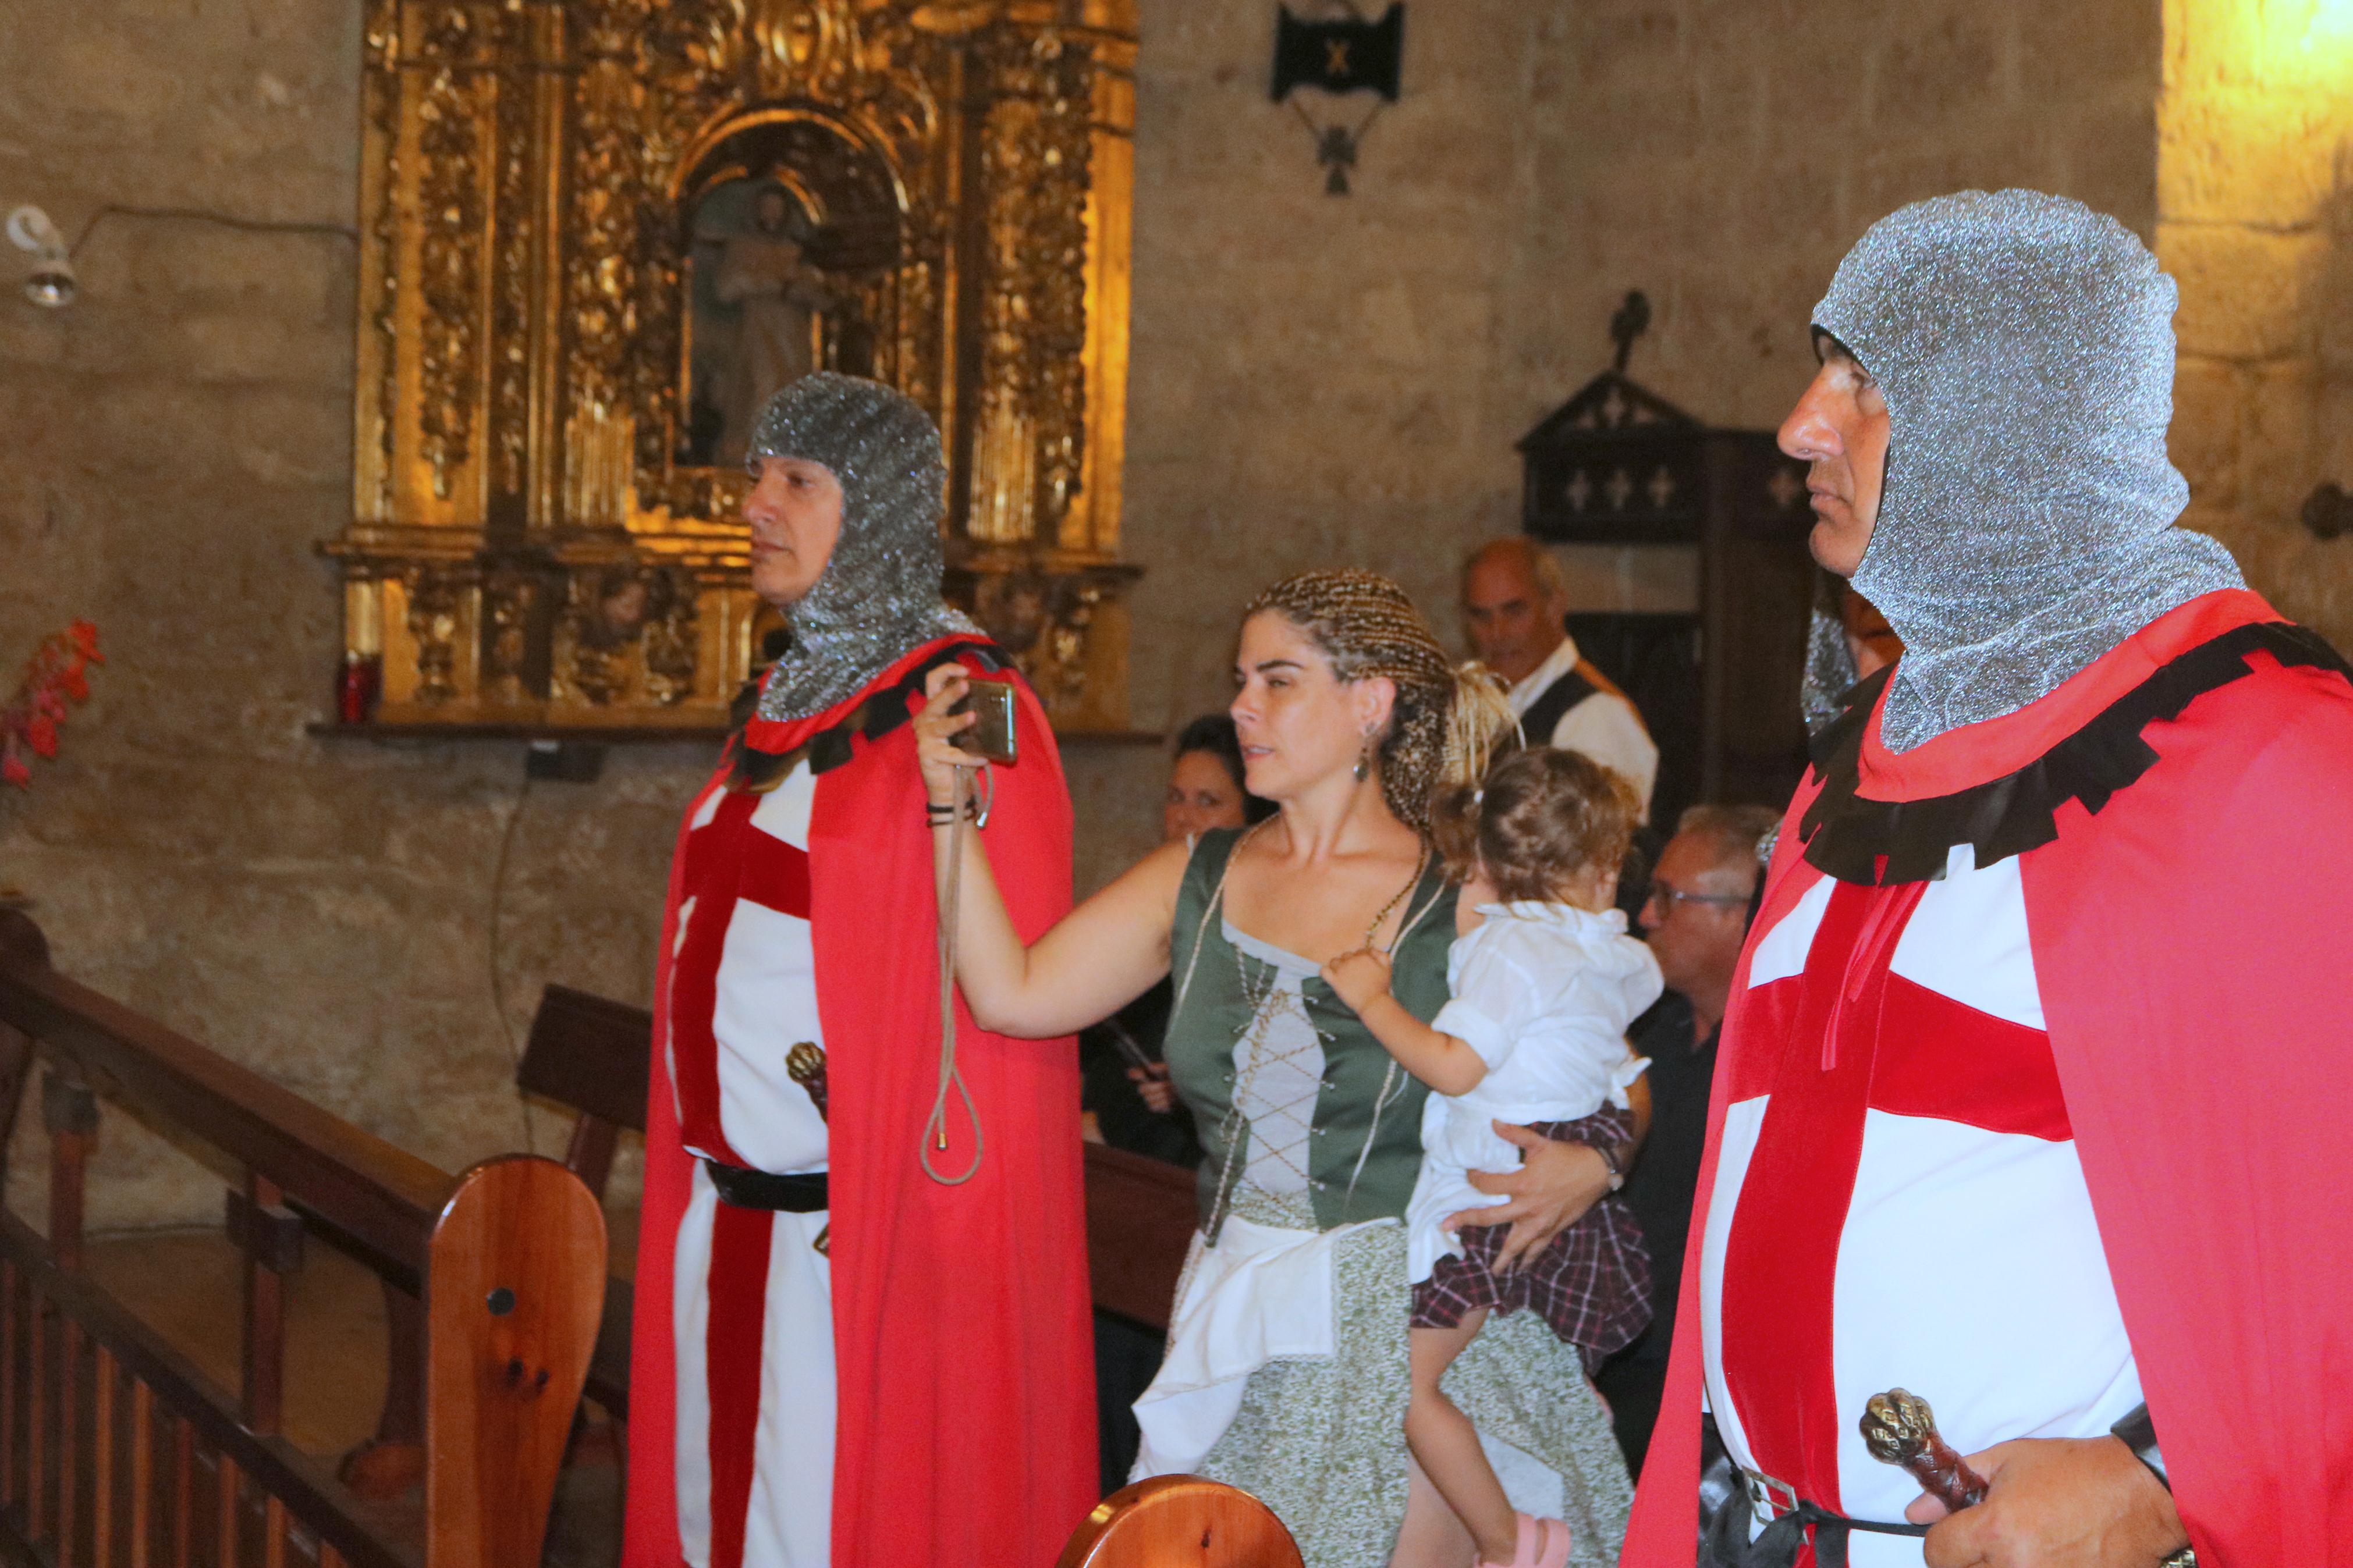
[668,784,814,1167]
[1712,869,2076,1538]
[666,771,828,1568]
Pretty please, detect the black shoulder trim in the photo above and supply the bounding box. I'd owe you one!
[1800,621,2351,886]
[726,639,1012,793]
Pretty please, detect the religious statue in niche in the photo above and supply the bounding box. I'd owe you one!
[675,116,901,471]
[687,180,844,466]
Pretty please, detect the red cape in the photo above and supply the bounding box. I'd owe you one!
[623,638,1096,1568]
[1624,589,2353,1565]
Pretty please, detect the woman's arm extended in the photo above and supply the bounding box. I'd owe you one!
[915,664,1188,1038]
[1319,948,1488,1097]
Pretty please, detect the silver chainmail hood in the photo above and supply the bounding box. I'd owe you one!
[1813,189,2244,753]
[1800,576,1860,737]
[748,372,978,722]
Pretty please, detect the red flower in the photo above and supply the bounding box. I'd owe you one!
[1,620,100,786]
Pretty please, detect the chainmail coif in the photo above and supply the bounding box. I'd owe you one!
[1813,189,2244,753]
[1245,569,1511,830]
[1801,571,1861,737]
[748,372,978,722]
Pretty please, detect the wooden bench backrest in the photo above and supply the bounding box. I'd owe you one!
[1081,1144,1195,1332]
[1057,1476,1303,1568]
[518,984,651,1198]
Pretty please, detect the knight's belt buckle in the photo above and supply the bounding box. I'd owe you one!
[1743,1467,1799,1521]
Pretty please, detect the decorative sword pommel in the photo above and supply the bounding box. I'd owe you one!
[1859,1389,1989,1513]
[786,1042,829,1121]
[785,1043,832,1256]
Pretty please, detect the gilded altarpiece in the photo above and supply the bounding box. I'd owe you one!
[328,0,1138,733]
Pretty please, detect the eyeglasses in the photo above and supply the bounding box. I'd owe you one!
[1644,880,1751,914]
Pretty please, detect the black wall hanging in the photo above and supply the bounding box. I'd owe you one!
[1270,3,1404,194]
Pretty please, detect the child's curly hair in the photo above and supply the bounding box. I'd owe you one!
[1430,746,1639,902]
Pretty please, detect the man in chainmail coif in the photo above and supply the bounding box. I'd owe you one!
[623,373,1096,1568]
[1623,191,2353,1568]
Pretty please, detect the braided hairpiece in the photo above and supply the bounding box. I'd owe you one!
[1244,568,1516,830]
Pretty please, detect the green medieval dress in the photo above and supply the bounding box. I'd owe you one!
[1136,829,1633,1568]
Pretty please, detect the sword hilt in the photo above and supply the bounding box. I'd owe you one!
[1859,1388,1989,1512]
[786,1041,829,1121]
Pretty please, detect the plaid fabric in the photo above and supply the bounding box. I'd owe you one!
[1409,1107,1653,1371]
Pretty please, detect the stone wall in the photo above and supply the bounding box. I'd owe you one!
[1103,0,2166,877]
[0,0,2164,1229]
[2160,0,2353,649]
[0,0,699,1228]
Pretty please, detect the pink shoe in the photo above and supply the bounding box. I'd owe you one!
[1477,1513,1571,1568]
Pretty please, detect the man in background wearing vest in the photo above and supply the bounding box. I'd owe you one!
[1461,537,1660,818]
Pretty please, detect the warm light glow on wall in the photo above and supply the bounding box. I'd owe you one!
[2212,0,2353,77]
[2305,0,2353,55]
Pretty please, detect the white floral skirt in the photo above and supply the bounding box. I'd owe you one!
[1142,1190,1633,1568]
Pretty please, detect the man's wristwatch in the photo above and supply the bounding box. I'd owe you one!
[2110,1404,2195,1567]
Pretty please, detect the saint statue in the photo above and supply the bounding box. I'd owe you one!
[712,187,837,465]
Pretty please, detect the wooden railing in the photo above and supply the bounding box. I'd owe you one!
[0,910,606,1568]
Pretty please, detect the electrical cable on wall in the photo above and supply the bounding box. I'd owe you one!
[486,772,540,1154]
[66,204,358,256]
[7,201,356,309]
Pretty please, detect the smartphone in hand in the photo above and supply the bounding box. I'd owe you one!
[951,674,1018,765]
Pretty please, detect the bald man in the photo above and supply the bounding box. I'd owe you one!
[1461,538,1659,817]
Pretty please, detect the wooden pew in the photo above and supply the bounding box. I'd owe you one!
[0,909,605,1568]
[1059,1476,1304,1567]
[1077,1144,1195,1333]
[509,983,1203,1413]
[515,985,648,1420]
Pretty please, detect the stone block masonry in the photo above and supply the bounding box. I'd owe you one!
[2159,0,2353,653]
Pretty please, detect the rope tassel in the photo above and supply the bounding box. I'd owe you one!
[925,761,986,1183]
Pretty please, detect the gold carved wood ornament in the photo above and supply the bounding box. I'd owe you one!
[331,0,1140,734]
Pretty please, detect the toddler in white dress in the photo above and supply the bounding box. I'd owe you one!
[1324,746,1662,1568]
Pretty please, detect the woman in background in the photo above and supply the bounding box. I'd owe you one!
[1087,714,1279,1160]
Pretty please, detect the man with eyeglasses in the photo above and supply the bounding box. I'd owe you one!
[1595,805,1779,1478]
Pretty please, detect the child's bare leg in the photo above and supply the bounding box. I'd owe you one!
[1387,1452,1476,1568]
[1407,1311,1517,1565]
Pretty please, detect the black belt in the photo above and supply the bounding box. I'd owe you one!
[1705,1477,1928,1568]
[704,1161,829,1213]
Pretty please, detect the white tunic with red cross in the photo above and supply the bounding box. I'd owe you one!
[1697,842,2146,1565]
[665,761,834,1568]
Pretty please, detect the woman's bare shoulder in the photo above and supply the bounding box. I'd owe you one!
[1073,835,1195,925]
[1130,835,1195,888]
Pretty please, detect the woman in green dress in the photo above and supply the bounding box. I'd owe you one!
[913,570,1634,1567]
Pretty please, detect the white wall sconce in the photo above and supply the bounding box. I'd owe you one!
[6,207,74,308]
